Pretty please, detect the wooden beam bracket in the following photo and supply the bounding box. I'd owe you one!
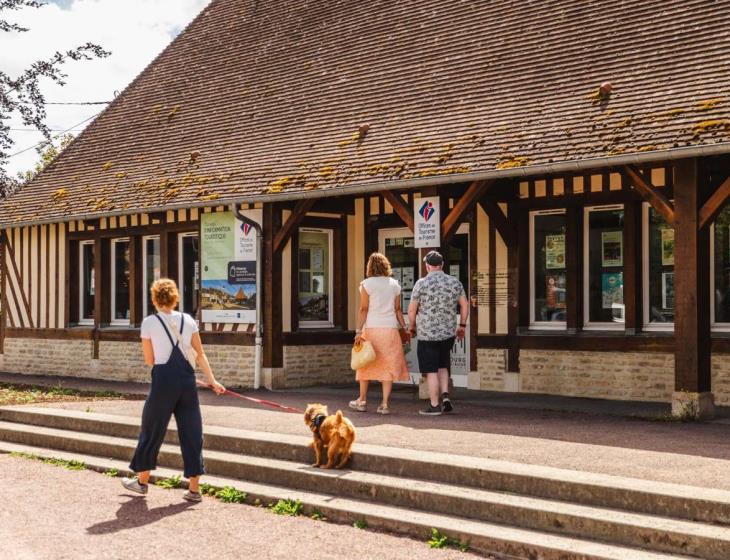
[381,190,414,232]
[273,198,315,254]
[441,180,493,246]
[623,165,675,225]
[699,174,730,229]
[478,198,516,247]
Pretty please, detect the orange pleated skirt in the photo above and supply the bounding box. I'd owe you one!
[356,328,409,382]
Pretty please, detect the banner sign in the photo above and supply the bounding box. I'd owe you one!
[414,197,440,248]
[200,210,261,323]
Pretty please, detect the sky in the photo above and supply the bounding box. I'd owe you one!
[1,0,212,176]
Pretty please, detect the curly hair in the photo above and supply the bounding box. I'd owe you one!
[150,278,179,310]
[366,252,392,278]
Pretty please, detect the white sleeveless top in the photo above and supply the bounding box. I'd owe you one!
[361,276,401,329]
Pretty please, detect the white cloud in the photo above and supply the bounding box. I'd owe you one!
[2,0,211,176]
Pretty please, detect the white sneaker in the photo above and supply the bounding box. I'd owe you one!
[121,477,148,495]
[183,490,202,502]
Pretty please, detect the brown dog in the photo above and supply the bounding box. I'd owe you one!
[303,403,356,469]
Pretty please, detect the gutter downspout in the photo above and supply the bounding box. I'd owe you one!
[232,205,263,390]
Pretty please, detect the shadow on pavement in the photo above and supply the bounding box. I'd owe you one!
[86,495,195,535]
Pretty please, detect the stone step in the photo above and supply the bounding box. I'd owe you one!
[2,406,730,527]
[0,420,727,559]
[0,440,694,560]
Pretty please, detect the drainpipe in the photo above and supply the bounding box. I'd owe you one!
[232,205,263,390]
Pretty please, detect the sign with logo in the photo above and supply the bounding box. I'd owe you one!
[414,197,440,248]
[200,209,261,323]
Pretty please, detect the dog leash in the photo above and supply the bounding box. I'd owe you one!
[196,380,304,414]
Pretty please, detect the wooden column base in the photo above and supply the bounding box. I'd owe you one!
[671,391,715,420]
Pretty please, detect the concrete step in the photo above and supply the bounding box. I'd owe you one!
[0,440,694,560]
[0,419,727,559]
[2,406,730,527]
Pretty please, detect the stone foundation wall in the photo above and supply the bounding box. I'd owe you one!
[283,344,354,387]
[0,337,255,388]
[476,348,507,390]
[712,355,730,407]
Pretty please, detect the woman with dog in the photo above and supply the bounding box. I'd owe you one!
[350,252,409,415]
[122,278,226,501]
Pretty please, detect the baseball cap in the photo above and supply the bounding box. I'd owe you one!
[423,250,444,265]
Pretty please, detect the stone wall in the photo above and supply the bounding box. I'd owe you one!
[476,348,507,390]
[283,344,354,387]
[712,355,730,407]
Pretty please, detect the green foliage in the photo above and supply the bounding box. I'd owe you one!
[353,519,368,529]
[103,468,119,478]
[269,498,304,516]
[199,483,221,496]
[155,475,182,489]
[0,382,127,406]
[10,451,84,470]
[427,528,468,551]
[17,134,75,183]
[310,509,326,521]
[216,486,246,504]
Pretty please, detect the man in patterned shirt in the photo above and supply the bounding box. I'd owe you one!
[408,250,469,416]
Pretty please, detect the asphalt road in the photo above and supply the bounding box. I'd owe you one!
[0,454,482,560]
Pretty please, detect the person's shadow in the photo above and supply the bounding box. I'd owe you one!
[87,495,195,535]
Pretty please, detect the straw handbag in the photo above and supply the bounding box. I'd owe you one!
[350,339,376,370]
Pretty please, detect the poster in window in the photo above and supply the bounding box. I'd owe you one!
[200,210,261,323]
[545,234,566,269]
[662,272,675,310]
[545,274,566,309]
[601,231,623,267]
[661,229,675,266]
[311,248,324,271]
[601,272,624,309]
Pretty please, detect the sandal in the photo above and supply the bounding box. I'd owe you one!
[376,405,391,415]
[348,399,367,412]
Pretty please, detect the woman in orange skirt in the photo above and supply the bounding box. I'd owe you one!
[349,253,409,415]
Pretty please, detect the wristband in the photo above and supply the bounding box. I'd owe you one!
[459,323,467,328]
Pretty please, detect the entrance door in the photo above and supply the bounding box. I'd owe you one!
[378,226,470,387]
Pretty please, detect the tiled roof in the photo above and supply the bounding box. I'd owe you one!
[3,0,730,226]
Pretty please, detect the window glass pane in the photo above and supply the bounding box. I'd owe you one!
[144,237,160,316]
[181,235,200,317]
[714,205,730,323]
[298,230,330,322]
[587,209,624,323]
[81,243,95,321]
[113,240,130,321]
[647,208,674,323]
[533,213,566,323]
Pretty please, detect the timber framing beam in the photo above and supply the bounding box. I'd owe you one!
[699,175,730,229]
[273,198,315,254]
[381,190,414,231]
[478,197,516,247]
[623,165,675,225]
[442,180,493,246]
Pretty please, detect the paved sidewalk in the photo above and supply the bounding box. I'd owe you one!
[4,371,730,491]
[0,454,479,560]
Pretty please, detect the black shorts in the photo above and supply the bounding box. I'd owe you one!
[417,337,455,374]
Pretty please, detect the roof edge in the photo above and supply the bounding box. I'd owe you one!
[3,142,729,229]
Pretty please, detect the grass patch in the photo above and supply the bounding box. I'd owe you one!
[0,382,135,407]
[10,451,85,471]
[353,519,368,529]
[427,528,469,552]
[216,486,247,504]
[310,509,326,521]
[155,475,182,489]
[269,498,304,516]
[199,482,220,496]
[103,468,119,478]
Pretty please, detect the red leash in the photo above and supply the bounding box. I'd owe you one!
[197,381,304,414]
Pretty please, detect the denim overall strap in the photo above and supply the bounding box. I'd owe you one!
[155,313,178,348]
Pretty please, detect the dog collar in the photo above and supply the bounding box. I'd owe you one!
[310,414,326,438]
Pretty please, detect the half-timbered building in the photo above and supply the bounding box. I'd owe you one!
[1,0,729,417]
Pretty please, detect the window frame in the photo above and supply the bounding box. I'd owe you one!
[297,227,334,329]
[710,222,730,332]
[110,237,131,326]
[642,202,674,331]
[142,234,161,318]
[177,231,199,317]
[529,208,567,330]
[78,240,95,326]
[582,204,625,331]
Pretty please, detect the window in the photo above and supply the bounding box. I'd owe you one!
[79,240,95,324]
[530,210,567,327]
[179,232,200,317]
[584,206,624,327]
[713,204,730,327]
[297,228,332,327]
[111,238,130,324]
[643,205,674,327]
[142,236,161,317]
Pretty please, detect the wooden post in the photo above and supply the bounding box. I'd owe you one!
[566,206,583,333]
[0,232,6,354]
[507,202,526,373]
[263,202,284,386]
[623,201,643,333]
[672,158,713,418]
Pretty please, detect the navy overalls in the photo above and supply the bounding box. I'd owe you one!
[129,314,205,478]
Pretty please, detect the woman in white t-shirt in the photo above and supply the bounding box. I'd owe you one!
[349,253,409,415]
[122,278,225,502]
